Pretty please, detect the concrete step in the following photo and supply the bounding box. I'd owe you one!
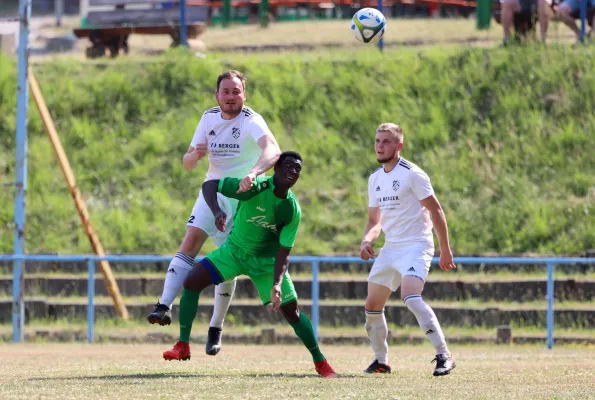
[1,276,593,302]
[1,299,592,328]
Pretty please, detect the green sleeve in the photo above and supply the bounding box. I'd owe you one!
[279,201,301,250]
[218,177,268,201]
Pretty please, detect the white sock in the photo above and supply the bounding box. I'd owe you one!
[159,252,194,308]
[209,278,237,328]
[404,294,449,355]
[365,309,389,365]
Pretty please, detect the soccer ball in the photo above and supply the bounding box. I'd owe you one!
[351,8,386,44]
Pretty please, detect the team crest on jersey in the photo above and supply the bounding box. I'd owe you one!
[232,127,241,139]
[393,180,400,191]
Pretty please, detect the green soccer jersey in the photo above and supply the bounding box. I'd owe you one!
[217,176,301,257]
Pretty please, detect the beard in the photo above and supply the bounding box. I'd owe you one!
[219,101,243,115]
[376,150,397,164]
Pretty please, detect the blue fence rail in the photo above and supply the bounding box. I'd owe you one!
[1,255,594,348]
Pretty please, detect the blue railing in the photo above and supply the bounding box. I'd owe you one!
[1,255,593,348]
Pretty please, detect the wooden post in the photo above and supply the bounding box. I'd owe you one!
[496,325,512,344]
[260,328,276,344]
[27,68,129,320]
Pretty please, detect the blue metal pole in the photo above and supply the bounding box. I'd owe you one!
[180,0,188,47]
[546,262,554,349]
[580,0,587,43]
[377,0,384,52]
[311,260,320,338]
[13,0,31,344]
[88,259,95,344]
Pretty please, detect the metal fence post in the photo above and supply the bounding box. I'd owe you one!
[580,0,587,43]
[179,0,188,47]
[311,260,320,338]
[546,262,554,349]
[88,259,95,344]
[13,0,32,344]
[222,0,231,28]
[55,0,64,27]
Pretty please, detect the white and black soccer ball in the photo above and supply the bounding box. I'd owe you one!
[351,8,386,44]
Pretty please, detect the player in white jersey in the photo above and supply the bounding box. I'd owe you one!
[147,70,281,356]
[360,123,456,376]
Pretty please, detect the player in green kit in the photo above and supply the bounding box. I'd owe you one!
[162,151,337,378]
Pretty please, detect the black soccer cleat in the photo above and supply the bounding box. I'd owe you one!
[364,359,392,374]
[147,302,172,326]
[432,353,456,376]
[205,327,222,356]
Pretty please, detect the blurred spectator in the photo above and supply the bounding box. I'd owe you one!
[500,0,550,44]
[556,0,595,41]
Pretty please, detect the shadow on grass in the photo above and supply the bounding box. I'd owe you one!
[28,372,360,381]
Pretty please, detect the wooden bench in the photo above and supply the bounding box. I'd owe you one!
[73,0,209,58]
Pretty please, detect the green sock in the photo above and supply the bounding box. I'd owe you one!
[179,289,200,343]
[289,312,325,363]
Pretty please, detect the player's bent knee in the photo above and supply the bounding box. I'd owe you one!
[365,297,386,311]
[280,301,300,324]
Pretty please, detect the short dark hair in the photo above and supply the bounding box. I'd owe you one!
[276,151,303,167]
[216,70,246,92]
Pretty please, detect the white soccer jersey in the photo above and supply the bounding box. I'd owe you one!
[368,157,435,248]
[190,106,272,181]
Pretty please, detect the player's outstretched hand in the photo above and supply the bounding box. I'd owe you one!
[237,172,257,193]
[271,284,282,311]
[439,248,456,272]
[360,242,375,260]
[214,211,227,232]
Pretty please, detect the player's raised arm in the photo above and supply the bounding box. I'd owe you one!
[201,179,226,232]
[183,144,208,171]
[237,122,281,193]
[184,113,208,171]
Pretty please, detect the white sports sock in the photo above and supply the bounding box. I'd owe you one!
[159,252,194,308]
[404,294,449,355]
[365,309,389,365]
[209,278,237,328]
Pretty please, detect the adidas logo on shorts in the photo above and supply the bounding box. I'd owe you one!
[408,267,415,272]
[376,186,381,191]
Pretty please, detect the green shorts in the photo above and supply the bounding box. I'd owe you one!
[203,242,298,306]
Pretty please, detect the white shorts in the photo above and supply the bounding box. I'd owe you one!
[367,243,435,292]
[187,190,239,247]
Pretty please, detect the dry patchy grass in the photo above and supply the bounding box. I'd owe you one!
[0,344,593,399]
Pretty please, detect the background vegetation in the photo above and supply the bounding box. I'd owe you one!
[1,46,593,255]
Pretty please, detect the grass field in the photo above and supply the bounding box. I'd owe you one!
[0,344,593,399]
